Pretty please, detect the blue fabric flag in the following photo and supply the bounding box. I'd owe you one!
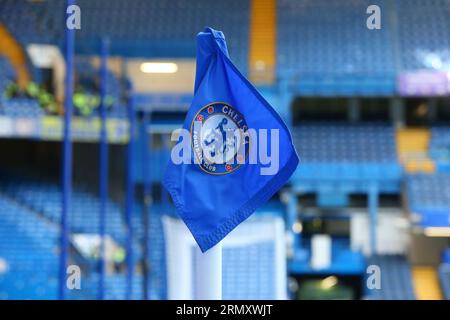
[163,27,299,252]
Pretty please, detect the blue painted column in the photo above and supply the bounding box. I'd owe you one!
[98,37,109,300]
[59,0,75,300]
[161,133,170,206]
[287,191,301,258]
[278,72,292,127]
[125,95,136,299]
[368,184,379,256]
[142,112,152,300]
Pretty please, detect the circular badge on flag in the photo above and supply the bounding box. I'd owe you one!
[191,102,249,174]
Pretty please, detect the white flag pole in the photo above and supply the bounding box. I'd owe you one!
[195,242,222,300]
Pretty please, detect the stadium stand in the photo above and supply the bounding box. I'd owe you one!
[366,255,416,300]
[0,57,15,97]
[439,249,450,300]
[0,164,288,300]
[291,122,401,188]
[406,172,450,227]
[0,168,169,299]
[0,195,58,299]
[0,0,250,73]
[0,172,125,239]
[68,274,147,300]
[292,122,397,163]
[438,264,450,300]
[395,0,450,71]
[0,0,61,45]
[429,125,450,165]
[0,57,44,117]
[73,56,126,117]
[277,0,396,95]
[1,0,449,300]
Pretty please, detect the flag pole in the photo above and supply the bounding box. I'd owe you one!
[125,94,135,300]
[98,36,109,300]
[195,242,222,300]
[59,0,75,300]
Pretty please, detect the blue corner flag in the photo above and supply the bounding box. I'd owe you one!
[163,27,299,252]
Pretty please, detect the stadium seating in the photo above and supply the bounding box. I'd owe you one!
[439,249,450,300]
[277,0,450,94]
[0,57,15,97]
[0,57,43,118]
[1,0,449,116]
[0,195,58,299]
[291,122,401,186]
[1,0,449,97]
[438,264,450,300]
[132,120,378,188]
[0,169,288,299]
[406,172,450,227]
[0,0,60,45]
[0,58,126,119]
[1,0,449,301]
[0,174,124,239]
[74,56,126,117]
[0,0,250,74]
[1,98,43,117]
[128,203,169,299]
[429,125,450,165]
[439,249,450,299]
[292,122,397,163]
[366,255,416,300]
[69,274,149,300]
[395,0,450,71]
[0,170,169,299]
[277,0,396,95]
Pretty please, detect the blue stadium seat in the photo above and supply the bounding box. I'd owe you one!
[0,171,167,299]
[291,122,400,187]
[429,125,450,165]
[0,0,250,74]
[438,264,450,300]
[0,57,16,114]
[366,255,416,300]
[292,122,397,163]
[277,0,396,95]
[0,195,58,299]
[395,0,450,71]
[406,173,450,227]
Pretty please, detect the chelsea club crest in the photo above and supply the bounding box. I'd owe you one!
[190,102,250,174]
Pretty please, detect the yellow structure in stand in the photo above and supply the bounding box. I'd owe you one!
[249,0,276,85]
[412,266,443,300]
[0,23,30,89]
[396,128,435,173]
